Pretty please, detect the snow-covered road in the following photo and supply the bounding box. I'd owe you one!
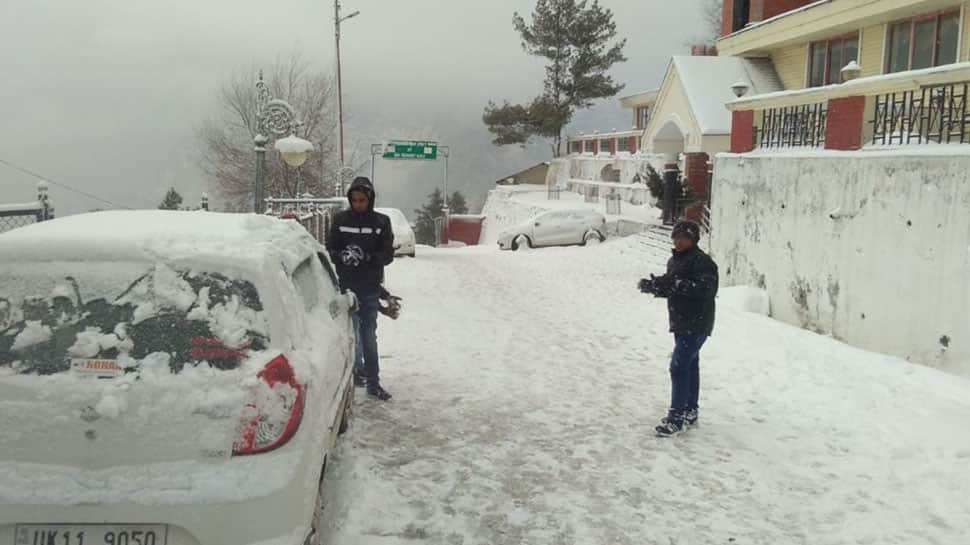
[321,238,970,545]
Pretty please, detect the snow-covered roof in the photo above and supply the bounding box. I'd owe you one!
[671,56,784,135]
[619,89,660,108]
[0,210,319,273]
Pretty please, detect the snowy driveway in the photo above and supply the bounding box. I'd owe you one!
[321,238,970,545]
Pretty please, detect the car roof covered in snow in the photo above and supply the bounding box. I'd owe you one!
[0,210,319,273]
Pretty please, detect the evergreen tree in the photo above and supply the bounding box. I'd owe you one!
[414,189,446,246]
[483,0,627,157]
[448,191,469,215]
[159,187,184,210]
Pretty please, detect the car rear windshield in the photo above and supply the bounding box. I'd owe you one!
[0,261,270,375]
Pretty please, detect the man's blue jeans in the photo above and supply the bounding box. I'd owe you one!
[352,288,382,386]
[669,333,708,418]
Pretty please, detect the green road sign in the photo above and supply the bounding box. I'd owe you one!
[383,140,438,160]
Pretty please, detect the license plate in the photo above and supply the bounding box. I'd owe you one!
[71,359,124,378]
[15,526,168,545]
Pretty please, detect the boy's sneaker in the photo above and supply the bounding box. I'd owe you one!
[655,416,686,437]
[367,384,392,401]
[685,409,699,426]
[353,374,365,387]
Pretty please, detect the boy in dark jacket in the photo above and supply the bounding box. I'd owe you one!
[326,177,395,400]
[639,221,719,436]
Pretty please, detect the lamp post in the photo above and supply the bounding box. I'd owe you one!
[335,0,360,195]
[254,71,314,213]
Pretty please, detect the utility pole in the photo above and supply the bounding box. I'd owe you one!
[334,0,360,194]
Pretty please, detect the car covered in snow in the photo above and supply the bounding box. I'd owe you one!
[0,211,357,545]
[376,207,416,257]
[497,209,607,251]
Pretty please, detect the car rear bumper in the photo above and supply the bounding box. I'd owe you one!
[1,473,316,545]
[393,243,415,255]
[0,445,322,545]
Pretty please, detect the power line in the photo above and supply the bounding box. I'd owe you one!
[0,157,134,210]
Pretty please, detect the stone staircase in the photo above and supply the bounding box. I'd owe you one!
[633,224,673,268]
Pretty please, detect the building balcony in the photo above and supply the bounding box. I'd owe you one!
[718,0,966,57]
[727,61,970,151]
[566,129,645,156]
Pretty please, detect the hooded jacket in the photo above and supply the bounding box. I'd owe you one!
[326,177,394,293]
[653,246,719,336]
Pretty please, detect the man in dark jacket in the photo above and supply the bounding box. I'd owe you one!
[639,220,718,436]
[326,177,395,401]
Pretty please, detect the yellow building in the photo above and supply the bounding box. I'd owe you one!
[722,0,970,149]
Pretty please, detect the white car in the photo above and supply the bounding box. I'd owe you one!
[497,209,607,251]
[376,207,416,257]
[0,211,356,545]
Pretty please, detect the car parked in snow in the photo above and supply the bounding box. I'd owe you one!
[376,207,416,257]
[0,211,356,545]
[497,209,607,251]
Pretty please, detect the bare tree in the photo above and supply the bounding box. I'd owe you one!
[701,0,723,42]
[684,0,723,47]
[198,52,342,211]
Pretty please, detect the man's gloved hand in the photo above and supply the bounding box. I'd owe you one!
[638,277,655,294]
[340,245,366,267]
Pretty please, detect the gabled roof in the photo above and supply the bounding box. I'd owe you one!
[670,55,784,135]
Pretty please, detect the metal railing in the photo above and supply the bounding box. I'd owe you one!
[584,185,599,203]
[547,187,561,200]
[759,102,827,148]
[872,82,970,145]
[0,183,54,234]
[264,196,341,244]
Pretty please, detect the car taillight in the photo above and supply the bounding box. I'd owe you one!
[232,354,305,456]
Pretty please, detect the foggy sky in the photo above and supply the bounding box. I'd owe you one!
[0,0,711,217]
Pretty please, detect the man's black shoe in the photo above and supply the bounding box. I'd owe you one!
[353,374,365,388]
[367,384,392,401]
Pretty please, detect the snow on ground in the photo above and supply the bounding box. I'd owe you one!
[320,238,970,545]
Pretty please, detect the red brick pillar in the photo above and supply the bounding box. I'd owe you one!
[683,152,710,223]
[825,96,865,151]
[592,140,599,155]
[730,110,755,153]
[630,136,638,154]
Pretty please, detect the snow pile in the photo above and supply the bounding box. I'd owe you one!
[719,286,770,315]
[0,211,318,277]
[10,321,51,351]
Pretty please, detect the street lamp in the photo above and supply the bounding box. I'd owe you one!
[253,71,313,213]
[731,80,751,98]
[335,1,360,194]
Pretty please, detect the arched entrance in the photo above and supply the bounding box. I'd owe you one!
[651,119,687,224]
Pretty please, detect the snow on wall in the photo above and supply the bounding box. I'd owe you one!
[552,154,665,206]
[711,150,970,377]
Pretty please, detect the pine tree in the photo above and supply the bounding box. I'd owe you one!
[159,187,184,210]
[413,189,446,245]
[448,191,469,215]
[483,0,627,157]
